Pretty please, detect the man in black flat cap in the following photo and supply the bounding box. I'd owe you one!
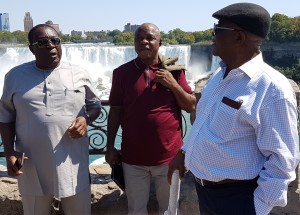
[168,3,300,215]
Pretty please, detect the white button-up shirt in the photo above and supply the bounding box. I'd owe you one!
[183,53,300,215]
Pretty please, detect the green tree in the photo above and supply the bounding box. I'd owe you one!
[269,13,300,42]
[70,35,82,42]
[97,32,108,40]
[12,31,28,43]
[0,31,13,43]
[107,29,121,38]
[161,31,178,45]
[276,58,300,84]
[177,32,195,44]
[193,31,204,43]
[86,33,96,40]
[60,34,71,42]
[113,32,134,45]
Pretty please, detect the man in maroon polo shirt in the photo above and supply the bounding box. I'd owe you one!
[105,23,196,215]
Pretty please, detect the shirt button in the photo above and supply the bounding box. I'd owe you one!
[49,93,51,96]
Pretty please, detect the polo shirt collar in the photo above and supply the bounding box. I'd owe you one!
[134,57,160,71]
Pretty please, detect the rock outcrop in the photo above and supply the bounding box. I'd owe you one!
[0,165,199,215]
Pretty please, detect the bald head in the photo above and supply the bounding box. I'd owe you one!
[134,23,162,65]
[135,23,161,40]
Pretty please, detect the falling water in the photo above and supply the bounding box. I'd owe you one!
[0,43,219,165]
[0,44,196,99]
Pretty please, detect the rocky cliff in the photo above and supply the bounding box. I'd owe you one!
[190,42,300,71]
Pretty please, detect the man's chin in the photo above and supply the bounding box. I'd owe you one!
[138,54,153,61]
[211,50,219,57]
[48,59,60,69]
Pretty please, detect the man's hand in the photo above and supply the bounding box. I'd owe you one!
[167,152,186,185]
[67,116,88,139]
[5,151,28,177]
[105,148,121,167]
[153,69,177,89]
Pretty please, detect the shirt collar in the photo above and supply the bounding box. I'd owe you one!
[134,57,160,71]
[219,52,264,79]
[239,52,264,78]
[32,60,62,72]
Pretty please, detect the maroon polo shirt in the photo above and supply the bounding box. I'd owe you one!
[109,57,193,166]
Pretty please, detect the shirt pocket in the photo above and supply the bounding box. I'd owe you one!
[210,101,239,138]
[51,87,85,116]
[64,87,86,116]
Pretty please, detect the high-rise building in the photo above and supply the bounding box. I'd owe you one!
[45,20,60,33]
[124,23,140,32]
[24,12,33,32]
[0,13,10,31]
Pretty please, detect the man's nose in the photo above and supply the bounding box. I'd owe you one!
[45,41,56,48]
[140,38,149,44]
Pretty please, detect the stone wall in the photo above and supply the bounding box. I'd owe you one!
[0,165,199,215]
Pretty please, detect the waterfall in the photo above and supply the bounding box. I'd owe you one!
[0,44,221,99]
[0,44,193,99]
[0,44,219,165]
[210,55,221,73]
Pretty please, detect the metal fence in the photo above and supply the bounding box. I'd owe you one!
[0,100,187,157]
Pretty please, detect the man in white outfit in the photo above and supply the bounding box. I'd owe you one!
[0,24,101,215]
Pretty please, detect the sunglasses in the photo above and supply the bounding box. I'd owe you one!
[31,37,61,48]
[212,23,244,36]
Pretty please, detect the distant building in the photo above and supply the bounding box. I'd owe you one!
[24,12,33,32]
[71,30,82,36]
[0,13,10,31]
[124,23,140,32]
[45,20,60,33]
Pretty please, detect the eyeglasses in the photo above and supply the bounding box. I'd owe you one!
[31,37,61,48]
[212,23,243,36]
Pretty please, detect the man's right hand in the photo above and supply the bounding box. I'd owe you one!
[105,148,121,167]
[167,152,186,185]
[5,152,27,177]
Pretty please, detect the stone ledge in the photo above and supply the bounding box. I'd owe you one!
[1,164,300,215]
[0,165,199,215]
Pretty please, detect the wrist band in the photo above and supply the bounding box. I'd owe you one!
[84,112,91,124]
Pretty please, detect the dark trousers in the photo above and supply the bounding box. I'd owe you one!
[194,178,258,215]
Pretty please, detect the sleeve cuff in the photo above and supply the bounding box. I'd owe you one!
[254,196,273,215]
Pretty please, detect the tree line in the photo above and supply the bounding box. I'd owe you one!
[0,13,299,45]
[0,13,299,83]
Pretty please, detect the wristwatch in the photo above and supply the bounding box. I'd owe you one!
[84,112,92,124]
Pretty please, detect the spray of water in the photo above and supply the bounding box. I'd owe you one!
[0,44,220,99]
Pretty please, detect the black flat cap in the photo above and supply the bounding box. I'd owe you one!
[212,3,271,38]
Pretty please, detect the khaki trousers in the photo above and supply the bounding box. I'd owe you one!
[22,185,91,215]
[123,162,170,215]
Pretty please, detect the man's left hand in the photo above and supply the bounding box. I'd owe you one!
[153,69,177,89]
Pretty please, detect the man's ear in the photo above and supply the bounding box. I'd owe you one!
[235,31,247,44]
[29,45,35,54]
[159,40,162,46]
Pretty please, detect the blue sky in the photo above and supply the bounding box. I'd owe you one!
[2,0,299,34]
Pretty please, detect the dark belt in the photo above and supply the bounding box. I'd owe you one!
[195,176,258,187]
